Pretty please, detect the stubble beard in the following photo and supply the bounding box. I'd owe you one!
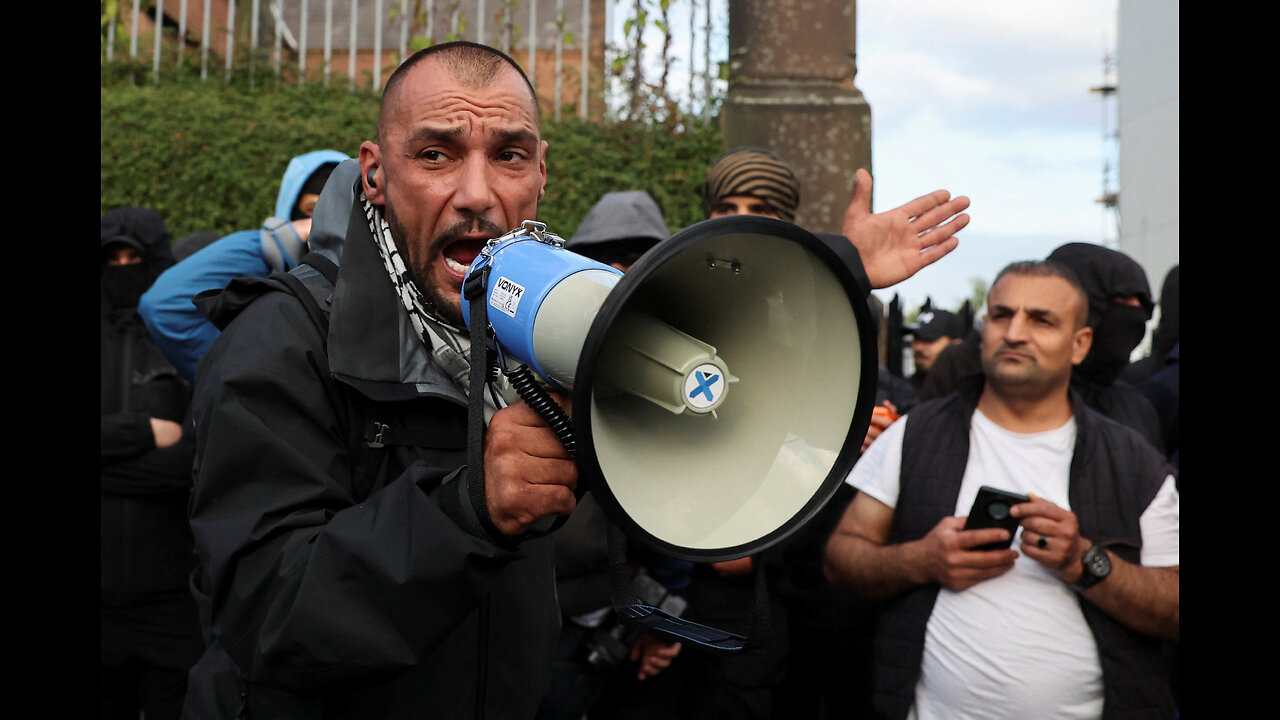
[383,196,458,326]
[982,346,1069,402]
[383,197,505,328]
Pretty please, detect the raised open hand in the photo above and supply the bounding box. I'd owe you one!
[842,168,971,288]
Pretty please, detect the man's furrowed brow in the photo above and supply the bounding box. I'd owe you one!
[494,128,539,146]
[407,126,464,146]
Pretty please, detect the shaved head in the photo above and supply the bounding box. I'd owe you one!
[358,40,547,326]
[379,41,539,138]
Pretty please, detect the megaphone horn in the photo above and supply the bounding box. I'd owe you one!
[462,216,878,563]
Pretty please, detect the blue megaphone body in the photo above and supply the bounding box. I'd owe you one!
[461,220,622,392]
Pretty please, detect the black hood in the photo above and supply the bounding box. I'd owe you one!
[1047,242,1153,387]
[1150,265,1178,358]
[1046,242,1153,326]
[100,207,175,310]
[100,206,175,277]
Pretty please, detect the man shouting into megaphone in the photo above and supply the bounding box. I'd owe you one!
[182,41,970,719]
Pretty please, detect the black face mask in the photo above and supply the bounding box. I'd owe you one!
[102,263,150,309]
[1078,303,1148,386]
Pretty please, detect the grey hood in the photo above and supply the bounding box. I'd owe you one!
[565,190,669,254]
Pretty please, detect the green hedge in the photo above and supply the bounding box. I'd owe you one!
[102,78,726,243]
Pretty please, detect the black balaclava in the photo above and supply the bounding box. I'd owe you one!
[1078,301,1149,385]
[1046,242,1153,387]
[101,207,175,311]
[292,163,339,220]
[101,254,151,309]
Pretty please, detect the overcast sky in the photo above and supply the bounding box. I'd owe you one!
[610,0,1121,315]
[854,0,1120,314]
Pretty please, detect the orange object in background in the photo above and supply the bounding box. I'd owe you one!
[872,405,901,423]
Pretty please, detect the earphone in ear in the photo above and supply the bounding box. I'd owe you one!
[366,167,378,188]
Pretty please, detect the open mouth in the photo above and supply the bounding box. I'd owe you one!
[441,237,490,276]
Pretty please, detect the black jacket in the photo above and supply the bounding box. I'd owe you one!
[1071,373,1165,456]
[917,329,982,402]
[183,166,558,719]
[100,207,196,605]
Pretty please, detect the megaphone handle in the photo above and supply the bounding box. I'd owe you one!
[463,268,575,543]
[505,365,578,458]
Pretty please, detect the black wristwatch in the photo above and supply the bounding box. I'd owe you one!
[1072,544,1112,592]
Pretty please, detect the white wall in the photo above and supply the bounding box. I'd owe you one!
[1118,0,1179,313]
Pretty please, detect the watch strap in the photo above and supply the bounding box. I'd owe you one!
[1071,544,1110,591]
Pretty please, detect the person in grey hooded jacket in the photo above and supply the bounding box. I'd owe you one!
[565,190,670,271]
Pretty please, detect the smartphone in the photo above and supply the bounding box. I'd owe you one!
[962,486,1030,551]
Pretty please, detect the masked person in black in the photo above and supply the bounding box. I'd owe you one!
[1118,265,1179,474]
[1045,242,1163,454]
[1123,264,1178,386]
[101,207,203,720]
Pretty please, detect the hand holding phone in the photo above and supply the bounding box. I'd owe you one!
[963,486,1030,551]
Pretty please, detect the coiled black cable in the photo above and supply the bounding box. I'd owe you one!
[505,364,578,457]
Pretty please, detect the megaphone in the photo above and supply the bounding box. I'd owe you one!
[462,215,877,563]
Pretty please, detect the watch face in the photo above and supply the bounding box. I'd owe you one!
[1085,547,1111,577]
[1072,546,1111,591]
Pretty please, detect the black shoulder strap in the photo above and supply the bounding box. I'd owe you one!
[299,251,340,286]
[270,252,337,342]
[269,253,388,503]
[606,522,758,652]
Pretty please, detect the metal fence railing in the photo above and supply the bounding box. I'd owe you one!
[103,1,726,123]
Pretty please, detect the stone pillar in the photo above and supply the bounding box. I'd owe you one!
[723,0,870,235]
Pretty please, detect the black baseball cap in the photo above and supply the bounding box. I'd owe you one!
[100,228,144,252]
[907,309,962,341]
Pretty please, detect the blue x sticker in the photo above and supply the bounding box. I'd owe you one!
[689,371,720,402]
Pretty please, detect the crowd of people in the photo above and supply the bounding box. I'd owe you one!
[101,40,1177,720]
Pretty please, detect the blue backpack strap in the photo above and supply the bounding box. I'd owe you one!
[260,216,306,273]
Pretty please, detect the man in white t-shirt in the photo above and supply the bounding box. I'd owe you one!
[823,260,1179,720]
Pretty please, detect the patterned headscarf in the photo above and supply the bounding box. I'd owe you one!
[701,146,801,222]
[362,193,510,419]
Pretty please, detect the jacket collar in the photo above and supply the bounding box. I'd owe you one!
[327,193,467,405]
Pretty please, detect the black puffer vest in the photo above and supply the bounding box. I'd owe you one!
[873,378,1176,720]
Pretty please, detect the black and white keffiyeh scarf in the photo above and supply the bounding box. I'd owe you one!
[362,193,510,417]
